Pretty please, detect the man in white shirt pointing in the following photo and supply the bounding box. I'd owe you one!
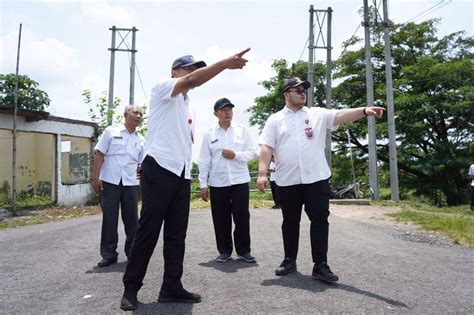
[199,98,256,264]
[120,49,250,311]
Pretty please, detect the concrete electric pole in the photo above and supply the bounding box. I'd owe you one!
[107,26,138,126]
[308,5,333,165]
[363,0,380,199]
[382,0,400,201]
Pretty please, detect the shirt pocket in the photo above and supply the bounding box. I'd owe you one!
[128,144,142,161]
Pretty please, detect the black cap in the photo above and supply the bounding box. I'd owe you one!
[214,98,235,111]
[281,77,311,93]
[171,55,207,70]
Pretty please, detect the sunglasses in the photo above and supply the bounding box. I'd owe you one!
[181,65,198,72]
[288,89,307,95]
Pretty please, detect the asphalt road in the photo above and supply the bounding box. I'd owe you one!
[0,205,473,314]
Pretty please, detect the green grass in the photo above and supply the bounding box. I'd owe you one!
[190,192,274,209]
[388,203,474,247]
[0,195,54,210]
[0,206,101,230]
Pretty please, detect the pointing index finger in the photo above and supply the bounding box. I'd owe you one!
[236,48,251,57]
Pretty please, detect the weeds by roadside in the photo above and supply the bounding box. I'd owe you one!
[388,202,473,247]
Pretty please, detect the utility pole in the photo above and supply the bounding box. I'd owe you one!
[308,6,333,165]
[307,5,315,108]
[325,7,333,167]
[363,0,379,199]
[107,26,138,125]
[12,23,22,216]
[382,0,400,201]
[107,26,116,126]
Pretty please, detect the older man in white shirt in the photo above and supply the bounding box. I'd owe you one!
[92,104,144,268]
[199,98,256,263]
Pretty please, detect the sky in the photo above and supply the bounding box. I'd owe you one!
[1,0,472,161]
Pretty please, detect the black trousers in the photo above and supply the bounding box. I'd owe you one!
[471,186,474,208]
[99,181,138,259]
[209,183,251,255]
[123,156,190,295]
[278,178,331,265]
[270,180,281,207]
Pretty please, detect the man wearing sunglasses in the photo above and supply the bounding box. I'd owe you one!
[257,77,385,283]
[120,49,250,311]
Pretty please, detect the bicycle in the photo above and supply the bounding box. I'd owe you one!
[331,181,375,200]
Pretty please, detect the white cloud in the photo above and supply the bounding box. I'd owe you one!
[1,29,79,85]
[79,1,136,26]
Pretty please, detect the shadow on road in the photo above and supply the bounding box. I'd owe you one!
[85,261,127,274]
[261,272,408,309]
[198,258,259,273]
[131,300,194,314]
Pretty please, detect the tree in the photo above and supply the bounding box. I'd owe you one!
[248,19,473,205]
[0,73,50,111]
[246,59,327,131]
[82,89,149,140]
[82,89,121,140]
[334,19,473,205]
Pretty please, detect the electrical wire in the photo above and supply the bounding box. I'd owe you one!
[405,0,451,23]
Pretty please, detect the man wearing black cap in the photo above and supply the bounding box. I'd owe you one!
[198,98,256,264]
[256,77,385,283]
[120,49,250,311]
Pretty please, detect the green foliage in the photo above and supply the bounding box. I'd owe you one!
[246,59,327,131]
[249,19,473,206]
[0,73,50,111]
[82,89,121,140]
[82,89,148,139]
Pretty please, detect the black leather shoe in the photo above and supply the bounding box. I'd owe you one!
[275,258,297,276]
[97,257,117,267]
[120,295,138,311]
[312,262,339,282]
[158,287,201,303]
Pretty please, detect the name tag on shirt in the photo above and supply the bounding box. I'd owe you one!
[113,136,123,139]
[211,139,218,144]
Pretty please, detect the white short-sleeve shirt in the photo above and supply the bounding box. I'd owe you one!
[95,124,145,186]
[198,123,255,188]
[259,106,338,187]
[144,78,195,179]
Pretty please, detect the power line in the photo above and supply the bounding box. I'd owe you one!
[405,0,451,23]
[119,34,149,105]
[297,35,310,62]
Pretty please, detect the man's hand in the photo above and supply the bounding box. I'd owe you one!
[136,164,142,180]
[224,48,251,69]
[366,106,385,118]
[200,188,209,202]
[257,175,268,192]
[92,178,103,194]
[222,149,236,159]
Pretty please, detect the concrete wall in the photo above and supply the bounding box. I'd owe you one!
[0,130,55,200]
[0,113,96,206]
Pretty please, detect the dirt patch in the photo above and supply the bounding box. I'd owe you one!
[330,203,401,225]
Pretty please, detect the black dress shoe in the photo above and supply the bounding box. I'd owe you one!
[158,287,201,303]
[97,257,117,267]
[275,258,297,276]
[120,295,138,311]
[312,262,339,282]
